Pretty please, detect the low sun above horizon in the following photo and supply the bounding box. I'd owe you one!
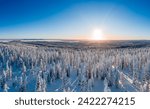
[91,28,104,40]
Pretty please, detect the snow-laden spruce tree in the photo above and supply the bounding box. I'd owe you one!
[19,75,27,92]
[36,71,47,92]
[104,78,111,92]
[3,83,9,92]
[36,72,43,92]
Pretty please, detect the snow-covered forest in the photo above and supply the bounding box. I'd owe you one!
[0,40,150,92]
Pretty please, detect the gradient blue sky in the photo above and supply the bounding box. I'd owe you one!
[0,0,150,39]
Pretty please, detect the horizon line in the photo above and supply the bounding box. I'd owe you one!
[0,38,150,41]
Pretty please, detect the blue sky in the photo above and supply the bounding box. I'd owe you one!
[0,0,150,39]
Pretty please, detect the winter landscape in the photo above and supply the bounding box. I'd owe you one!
[0,40,150,92]
[0,0,150,92]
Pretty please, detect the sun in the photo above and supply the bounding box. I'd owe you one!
[91,29,104,40]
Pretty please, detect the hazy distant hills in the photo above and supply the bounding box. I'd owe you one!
[1,39,150,49]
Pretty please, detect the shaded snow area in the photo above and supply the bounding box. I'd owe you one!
[0,40,150,92]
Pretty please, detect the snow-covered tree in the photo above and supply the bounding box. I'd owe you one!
[104,78,111,92]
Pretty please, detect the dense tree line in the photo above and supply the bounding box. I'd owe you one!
[0,43,150,92]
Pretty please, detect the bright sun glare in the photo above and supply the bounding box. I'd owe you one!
[91,29,104,40]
